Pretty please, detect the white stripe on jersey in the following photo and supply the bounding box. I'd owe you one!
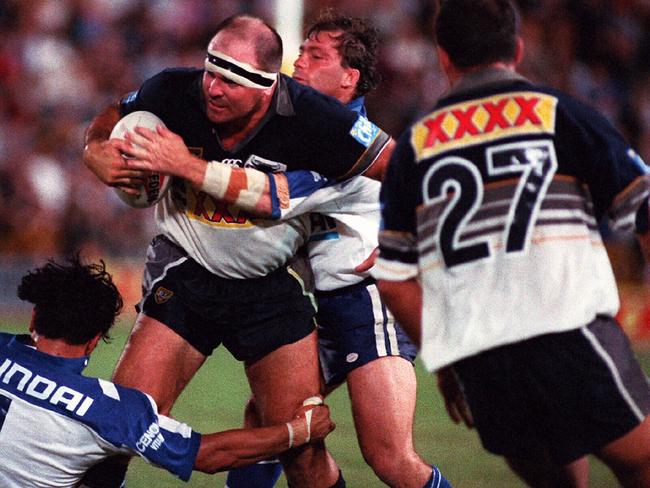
[581,327,645,421]
[98,378,120,400]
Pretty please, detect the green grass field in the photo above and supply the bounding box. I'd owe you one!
[3,317,648,487]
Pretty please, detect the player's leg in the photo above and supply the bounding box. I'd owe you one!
[225,397,284,488]
[112,313,206,413]
[596,416,650,486]
[346,356,434,487]
[245,330,341,488]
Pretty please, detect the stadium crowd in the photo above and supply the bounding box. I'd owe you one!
[0,0,649,262]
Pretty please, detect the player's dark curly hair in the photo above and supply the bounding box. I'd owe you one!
[436,0,519,69]
[306,8,381,99]
[17,254,123,345]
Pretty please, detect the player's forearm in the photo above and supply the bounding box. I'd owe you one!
[194,421,306,473]
[377,278,422,348]
[84,104,121,146]
[200,161,274,217]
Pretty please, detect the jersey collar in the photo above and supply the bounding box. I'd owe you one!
[346,96,366,116]
[8,334,89,374]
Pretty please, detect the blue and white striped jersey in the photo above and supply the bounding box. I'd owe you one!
[0,333,201,487]
[373,70,650,372]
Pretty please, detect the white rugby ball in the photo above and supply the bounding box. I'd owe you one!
[110,111,171,208]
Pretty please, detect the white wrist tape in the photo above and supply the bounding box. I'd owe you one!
[201,161,231,199]
[302,396,322,444]
[286,422,295,449]
[201,161,268,212]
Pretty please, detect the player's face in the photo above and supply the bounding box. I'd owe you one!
[202,71,266,125]
[202,36,269,125]
[292,30,353,103]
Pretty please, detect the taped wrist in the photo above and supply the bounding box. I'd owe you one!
[201,161,268,211]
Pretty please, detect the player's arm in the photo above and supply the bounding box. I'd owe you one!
[82,103,145,193]
[360,137,395,182]
[194,401,334,473]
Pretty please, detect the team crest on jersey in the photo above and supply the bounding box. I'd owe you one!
[411,92,558,161]
[154,287,174,304]
[349,115,379,147]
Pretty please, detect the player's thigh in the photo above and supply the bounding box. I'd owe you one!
[244,330,321,424]
[346,356,418,451]
[113,313,206,414]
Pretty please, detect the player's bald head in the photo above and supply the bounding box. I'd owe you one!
[210,15,283,73]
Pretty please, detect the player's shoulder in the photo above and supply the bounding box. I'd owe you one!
[0,332,12,347]
[283,75,356,121]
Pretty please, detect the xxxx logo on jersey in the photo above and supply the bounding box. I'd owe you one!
[185,185,253,228]
[411,92,558,162]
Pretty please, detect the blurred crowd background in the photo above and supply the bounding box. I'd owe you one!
[0,0,649,277]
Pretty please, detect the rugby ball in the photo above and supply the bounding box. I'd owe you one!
[110,111,171,208]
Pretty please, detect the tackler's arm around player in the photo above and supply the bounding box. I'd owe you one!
[194,398,334,473]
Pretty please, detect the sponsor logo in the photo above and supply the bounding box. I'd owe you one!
[411,92,558,161]
[346,353,359,363]
[186,187,252,227]
[136,422,165,452]
[350,116,379,147]
[244,155,287,173]
[0,359,94,417]
[154,287,174,304]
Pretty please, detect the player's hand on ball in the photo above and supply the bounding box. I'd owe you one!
[437,366,474,428]
[83,138,146,190]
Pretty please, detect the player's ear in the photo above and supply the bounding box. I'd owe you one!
[514,36,525,66]
[343,68,360,91]
[84,334,103,356]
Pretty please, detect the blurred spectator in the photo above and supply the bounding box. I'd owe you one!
[0,0,649,274]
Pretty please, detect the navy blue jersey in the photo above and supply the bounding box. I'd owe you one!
[0,333,201,486]
[374,71,650,371]
[120,69,389,181]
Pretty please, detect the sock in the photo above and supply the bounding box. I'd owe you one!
[424,465,452,488]
[225,459,283,488]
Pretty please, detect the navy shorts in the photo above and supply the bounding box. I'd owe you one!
[138,235,317,362]
[453,315,650,464]
[316,278,418,385]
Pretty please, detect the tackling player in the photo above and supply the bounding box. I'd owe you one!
[0,255,335,487]
[374,1,650,486]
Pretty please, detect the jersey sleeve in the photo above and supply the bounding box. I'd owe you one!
[371,130,420,282]
[118,70,178,118]
[287,83,391,181]
[560,96,650,234]
[114,391,201,482]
